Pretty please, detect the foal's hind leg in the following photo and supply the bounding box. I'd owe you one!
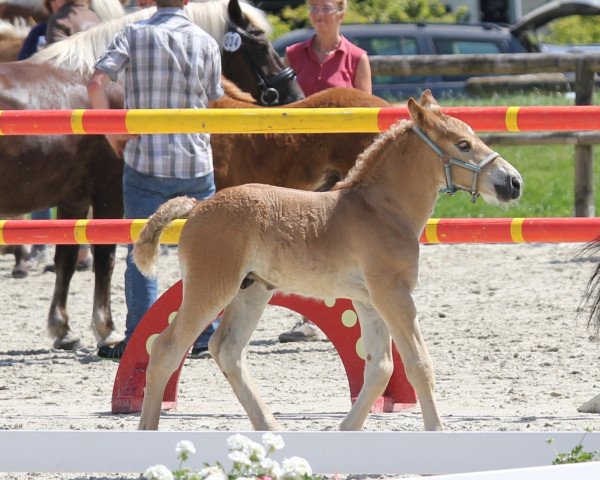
[210,283,276,430]
[340,302,394,430]
[138,300,224,431]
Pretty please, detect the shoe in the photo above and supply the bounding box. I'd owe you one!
[189,346,212,359]
[278,320,325,343]
[28,246,48,268]
[97,340,127,360]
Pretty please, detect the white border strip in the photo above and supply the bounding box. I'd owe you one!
[0,431,599,474]
[405,462,600,480]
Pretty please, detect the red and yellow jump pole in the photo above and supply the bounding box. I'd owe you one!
[1,105,600,135]
[1,217,599,246]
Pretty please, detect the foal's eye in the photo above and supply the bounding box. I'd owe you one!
[456,140,471,152]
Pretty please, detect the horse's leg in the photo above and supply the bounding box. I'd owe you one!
[88,142,124,346]
[90,243,123,346]
[138,299,224,430]
[47,242,81,349]
[210,283,276,430]
[11,245,29,279]
[340,301,393,431]
[368,280,444,431]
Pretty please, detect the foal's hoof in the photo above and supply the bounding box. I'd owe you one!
[53,332,81,350]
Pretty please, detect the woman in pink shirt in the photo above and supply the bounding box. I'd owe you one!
[278,0,372,343]
[284,0,372,96]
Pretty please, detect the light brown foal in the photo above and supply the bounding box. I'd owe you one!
[133,91,523,431]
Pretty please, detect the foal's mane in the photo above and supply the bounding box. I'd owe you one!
[31,0,270,76]
[333,120,413,190]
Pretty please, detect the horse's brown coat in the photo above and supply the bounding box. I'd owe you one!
[133,92,523,431]
[0,0,388,350]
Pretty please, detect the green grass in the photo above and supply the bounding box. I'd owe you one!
[427,92,600,218]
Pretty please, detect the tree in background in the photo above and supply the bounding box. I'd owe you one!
[541,16,600,45]
[268,0,469,39]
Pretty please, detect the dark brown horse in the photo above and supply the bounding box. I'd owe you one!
[0,0,300,350]
[1,0,385,351]
[0,0,47,23]
[212,88,389,192]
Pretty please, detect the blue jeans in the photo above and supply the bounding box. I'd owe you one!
[31,208,52,251]
[123,164,219,348]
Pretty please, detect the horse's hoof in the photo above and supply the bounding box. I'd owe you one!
[11,268,28,279]
[53,333,81,350]
[578,393,600,413]
[98,331,126,348]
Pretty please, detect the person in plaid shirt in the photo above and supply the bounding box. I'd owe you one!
[87,0,224,359]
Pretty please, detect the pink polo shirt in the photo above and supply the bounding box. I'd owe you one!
[286,35,367,96]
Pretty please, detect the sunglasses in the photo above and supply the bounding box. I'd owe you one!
[309,5,342,15]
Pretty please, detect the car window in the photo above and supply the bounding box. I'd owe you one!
[433,39,502,55]
[433,38,502,81]
[349,35,422,84]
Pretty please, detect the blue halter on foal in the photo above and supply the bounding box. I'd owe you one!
[412,125,500,202]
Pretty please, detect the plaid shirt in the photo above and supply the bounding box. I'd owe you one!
[95,8,224,178]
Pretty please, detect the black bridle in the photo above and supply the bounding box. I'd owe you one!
[222,22,298,106]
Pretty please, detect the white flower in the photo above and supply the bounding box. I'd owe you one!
[260,457,282,476]
[175,440,196,456]
[249,441,266,461]
[262,432,285,451]
[227,433,254,452]
[199,464,227,480]
[281,456,313,479]
[229,449,252,466]
[143,464,174,480]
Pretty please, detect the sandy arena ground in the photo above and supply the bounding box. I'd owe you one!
[0,241,599,479]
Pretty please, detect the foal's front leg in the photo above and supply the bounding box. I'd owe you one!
[369,280,443,431]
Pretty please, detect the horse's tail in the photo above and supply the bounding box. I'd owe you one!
[132,196,198,277]
[579,238,600,335]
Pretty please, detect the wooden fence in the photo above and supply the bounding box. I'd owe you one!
[369,52,600,217]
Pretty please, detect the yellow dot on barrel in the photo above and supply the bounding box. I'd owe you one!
[341,309,358,328]
[324,298,336,308]
[168,311,177,324]
[355,337,366,360]
[146,334,159,355]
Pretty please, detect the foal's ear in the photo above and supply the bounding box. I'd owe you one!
[420,89,442,114]
[408,97,435,129]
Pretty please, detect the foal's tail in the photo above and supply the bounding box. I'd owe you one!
[132,196,198,277]
[579,238,600,335]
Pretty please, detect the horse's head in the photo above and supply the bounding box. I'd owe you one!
[408,90,522,204]
[221,0,305,106]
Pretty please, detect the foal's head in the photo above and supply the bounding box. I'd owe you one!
[408,90,523,204]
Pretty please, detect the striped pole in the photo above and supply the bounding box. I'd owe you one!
[0,106,600,135]
[0,218,598,245]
